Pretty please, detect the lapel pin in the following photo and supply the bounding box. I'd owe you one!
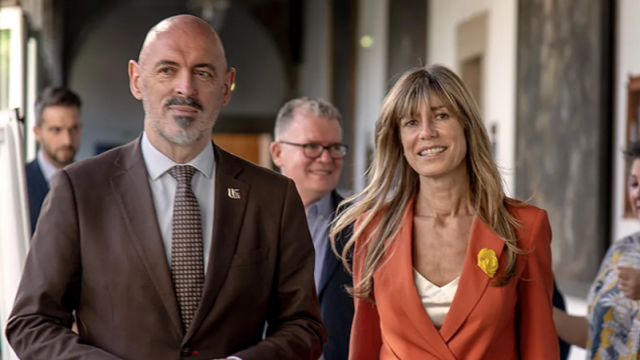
[228,188,241,200]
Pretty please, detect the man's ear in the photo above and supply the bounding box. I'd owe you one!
[270,141,283,167]
[221,67,236,106]
[128,60,143,100]
[33,125,42,143]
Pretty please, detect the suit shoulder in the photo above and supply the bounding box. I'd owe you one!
[25,160,40,177]
[25,159,38,170]
[62,144,125,178]
[353,207,387,245]
[226,149,290,186]
[506,199,547,225]
[506,200,551,248]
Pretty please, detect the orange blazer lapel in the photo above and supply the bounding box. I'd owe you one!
[386,201,458,360]
[439,218,505,342]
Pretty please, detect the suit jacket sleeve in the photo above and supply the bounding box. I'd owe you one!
[516,209,560,360]
[232,179,326,360]
[348,217,382,360]
[5,170,123,360]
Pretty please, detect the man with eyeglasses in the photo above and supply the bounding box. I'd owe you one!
[270,98,353,360]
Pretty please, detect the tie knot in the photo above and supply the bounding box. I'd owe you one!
[168,165,196,184]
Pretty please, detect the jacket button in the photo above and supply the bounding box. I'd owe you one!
[181,347,191,357]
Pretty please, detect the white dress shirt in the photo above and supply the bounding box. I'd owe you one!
[142,133,242,360]
[37,149,59,186]
[141,132,216,272]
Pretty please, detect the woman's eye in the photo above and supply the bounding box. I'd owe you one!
[435,113,449,120]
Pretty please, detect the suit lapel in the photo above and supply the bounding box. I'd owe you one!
[110,139,183,339]
[184,146,249,343]
[32,160,50,191]
[318,192,343,297]
[391,201,458,360]
[439,217,505,342]
[318,245,340,298]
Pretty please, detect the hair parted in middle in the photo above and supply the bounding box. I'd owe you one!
[330,64,525,301]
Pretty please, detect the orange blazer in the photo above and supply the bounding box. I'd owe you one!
[349,200,560,360]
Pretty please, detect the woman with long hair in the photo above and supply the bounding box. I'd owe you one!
[331,64,559,360]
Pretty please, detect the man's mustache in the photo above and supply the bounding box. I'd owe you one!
[164,96,203,111]
[56,146,76,153]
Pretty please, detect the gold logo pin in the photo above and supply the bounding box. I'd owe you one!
[228,188,241,200]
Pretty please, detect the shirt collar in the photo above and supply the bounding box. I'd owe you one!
[37,149,60,184]
[141,132,215,180]
[307,192,334,219]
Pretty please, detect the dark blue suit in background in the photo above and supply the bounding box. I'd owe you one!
[318,191,354,360]
[25,159,50,235]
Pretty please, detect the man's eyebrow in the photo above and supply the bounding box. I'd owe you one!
[154,61,217,76]
[154,60,179,68]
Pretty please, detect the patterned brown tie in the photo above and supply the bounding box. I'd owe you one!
[168,165,204,331]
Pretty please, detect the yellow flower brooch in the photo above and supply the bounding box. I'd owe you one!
[477,248,499,278]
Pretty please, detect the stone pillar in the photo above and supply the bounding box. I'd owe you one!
[387,0,427,82]
[41,0,63,86]
[515,0,615,294]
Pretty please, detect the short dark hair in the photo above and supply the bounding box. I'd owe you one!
[35,87,82,126]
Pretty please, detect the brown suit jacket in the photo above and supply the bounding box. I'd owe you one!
[6,138,326,360]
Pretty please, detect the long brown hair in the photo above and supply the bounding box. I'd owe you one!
[330,64,525,301]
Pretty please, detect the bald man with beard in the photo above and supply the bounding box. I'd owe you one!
[5,15,326,360]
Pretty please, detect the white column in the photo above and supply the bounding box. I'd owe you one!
[485,0,517,196]
[0,7,25,115]
[353,0,389,192]
[25,37,38,162]
[0,110,30,360]
[298,0,331,100]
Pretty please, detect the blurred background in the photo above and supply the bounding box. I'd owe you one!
[1,0,639,358]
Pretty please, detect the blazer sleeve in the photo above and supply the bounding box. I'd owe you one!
[516,209,560,360]
[232,179,326,360]
[6,170,123,360]
[348,217,383,360]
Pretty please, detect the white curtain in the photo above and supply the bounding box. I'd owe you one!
[0,109,30,360]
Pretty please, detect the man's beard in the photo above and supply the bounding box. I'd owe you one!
[143,95,222,146]
[158,115,203,145]
[43,145,76,167]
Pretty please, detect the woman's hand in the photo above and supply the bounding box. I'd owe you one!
[552,306,588,348]
[615,266,640,300]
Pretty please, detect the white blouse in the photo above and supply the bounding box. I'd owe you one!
[413,268,460,330]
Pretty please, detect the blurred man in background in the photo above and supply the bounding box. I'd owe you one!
[26,86,82,234]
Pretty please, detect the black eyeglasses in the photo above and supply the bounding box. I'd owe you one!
[279,141,349,159]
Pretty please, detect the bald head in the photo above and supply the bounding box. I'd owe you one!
[139,15,227,69]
